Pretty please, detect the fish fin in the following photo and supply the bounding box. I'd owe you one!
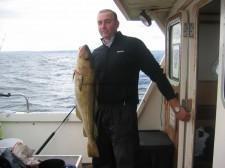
[87,141,99,158]
[79,75,84,91]
[76,108,82,121]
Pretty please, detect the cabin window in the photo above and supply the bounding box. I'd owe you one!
[168,22,181,81]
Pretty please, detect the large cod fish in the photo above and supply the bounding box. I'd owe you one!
[73,45,99,158]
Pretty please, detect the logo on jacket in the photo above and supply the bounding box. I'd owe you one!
[116,50,125,53]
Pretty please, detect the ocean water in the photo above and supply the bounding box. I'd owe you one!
[0,50,163,113]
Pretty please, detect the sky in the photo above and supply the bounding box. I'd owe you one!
[0,0,165,51]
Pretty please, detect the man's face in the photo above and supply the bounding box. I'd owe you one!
[97,11,119,40]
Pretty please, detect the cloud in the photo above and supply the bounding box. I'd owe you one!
[0,0,164,51]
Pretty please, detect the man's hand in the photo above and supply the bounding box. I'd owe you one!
[168,98,191,122]
[175,106,190,121]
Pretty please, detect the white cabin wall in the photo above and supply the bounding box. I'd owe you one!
[0,113,91,163]
[138,84,163,130]
[213,0,225,167]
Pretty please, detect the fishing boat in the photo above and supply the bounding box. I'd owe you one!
[1,0,224,167]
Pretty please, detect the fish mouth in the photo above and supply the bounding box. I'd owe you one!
[79,45,92,60]
[83,45,91,56]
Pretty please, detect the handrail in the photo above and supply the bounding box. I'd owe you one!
[0,93,30,113]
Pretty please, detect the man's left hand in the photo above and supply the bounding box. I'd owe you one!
[175,106,191,121]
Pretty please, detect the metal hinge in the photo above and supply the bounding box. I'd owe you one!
[183,23,194,37]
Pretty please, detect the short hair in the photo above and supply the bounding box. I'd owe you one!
[98,9,118,21]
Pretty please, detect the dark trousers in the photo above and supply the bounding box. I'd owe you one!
[93,104,139,168]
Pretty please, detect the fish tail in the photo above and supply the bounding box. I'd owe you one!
[87,141,99,157]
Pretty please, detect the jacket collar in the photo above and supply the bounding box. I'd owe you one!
[101,31,123,47]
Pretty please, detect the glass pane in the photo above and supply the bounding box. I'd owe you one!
[172,24,181,44]
[169,22,181,81]
[171,44,180,79]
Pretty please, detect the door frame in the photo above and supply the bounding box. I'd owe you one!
[179,0,215,168]
[165,0,214,167]
[165,11,189,168]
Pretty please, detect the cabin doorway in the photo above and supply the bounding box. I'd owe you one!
[194,0,220,167]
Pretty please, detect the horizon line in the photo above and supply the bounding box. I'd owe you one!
[0,49,165,52]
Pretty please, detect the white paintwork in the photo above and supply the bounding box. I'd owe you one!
[213,0,225,167]
[0,86,164,164]
[0,86,165,163]
[137,59,166,130]
[173,10,189,168]
[0,112,92,163]
[138,82,164,130]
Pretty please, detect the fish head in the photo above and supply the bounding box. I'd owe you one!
[75,45,93,76]
[78,45,92,61]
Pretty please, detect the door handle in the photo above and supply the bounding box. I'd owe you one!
[182,99,192,112]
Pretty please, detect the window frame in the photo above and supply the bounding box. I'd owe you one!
[166,18,182,85]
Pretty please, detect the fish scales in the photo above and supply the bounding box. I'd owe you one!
[73,45,99,157]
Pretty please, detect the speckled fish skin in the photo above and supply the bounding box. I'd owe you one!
[73,45,99,157]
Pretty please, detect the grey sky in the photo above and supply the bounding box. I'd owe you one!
[0,0,164,51]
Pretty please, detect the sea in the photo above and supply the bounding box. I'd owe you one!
[0,50,163,113]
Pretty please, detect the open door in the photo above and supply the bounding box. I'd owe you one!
[164,13,188,167]
[164,0,220,168]
[194,0,220,167]
[213,0,225,167]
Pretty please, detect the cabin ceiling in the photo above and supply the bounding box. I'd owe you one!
[113,0,177,21]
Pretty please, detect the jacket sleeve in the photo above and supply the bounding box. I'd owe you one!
[135,39,176,100]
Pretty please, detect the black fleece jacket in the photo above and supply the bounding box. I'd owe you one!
[92,32,175,104]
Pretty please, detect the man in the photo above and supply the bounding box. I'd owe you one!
[91,9,190,168]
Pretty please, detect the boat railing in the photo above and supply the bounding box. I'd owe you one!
[0,93,30,113]
[137,54,165,117]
